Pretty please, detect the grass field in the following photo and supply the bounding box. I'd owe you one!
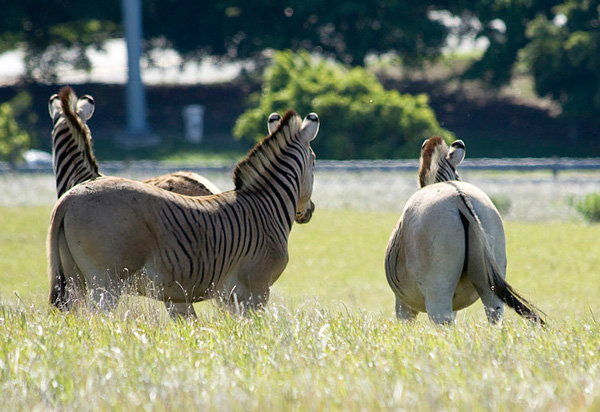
[1,203,599,410]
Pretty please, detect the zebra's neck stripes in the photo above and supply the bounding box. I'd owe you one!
[51,87,100,198]
[232,110,309,228]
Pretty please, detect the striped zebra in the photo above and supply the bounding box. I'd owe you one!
[47,110,319,318]
[48,89,99,198]
[48,86,220,198]
[385,136,545,325]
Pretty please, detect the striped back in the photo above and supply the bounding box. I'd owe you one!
[48,86,100,198]
[418,136,465,188]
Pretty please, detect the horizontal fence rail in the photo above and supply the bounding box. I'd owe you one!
[3,158,600,176]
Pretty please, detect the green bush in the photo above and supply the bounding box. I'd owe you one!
[0,99,30,167]
[573,193,600,223]
[234,50,453,159]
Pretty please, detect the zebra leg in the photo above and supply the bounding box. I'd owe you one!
[474,286,504,325]
[82,270,122,313]
[424,287,456,325]
[395,296,418,322]
[248,288,270,311]
[164,301,197,320]
[56,232,88,310]
[464,246,505,325]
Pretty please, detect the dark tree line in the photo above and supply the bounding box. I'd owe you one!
[1,0,599,123]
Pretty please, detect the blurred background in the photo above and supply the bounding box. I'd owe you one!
[1,0,600,166]
[1,0,600,319]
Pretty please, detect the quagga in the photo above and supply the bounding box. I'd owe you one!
[47,110,319,318]
[48,86,220,198]
[385,137,545,325]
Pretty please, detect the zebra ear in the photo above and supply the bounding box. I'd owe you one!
[447,139,465,168]
[77,95,95,121]
[300,113,319,144]
[48,94,61,119]
[267,112,281,134]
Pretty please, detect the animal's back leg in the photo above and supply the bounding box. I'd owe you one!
[56,229,87,310]
[395,296,418,321]
[471,279,504,324]
[69,256,123,312]
[418,238,464,325]
[465,245,505,324]
[424,286,455,325]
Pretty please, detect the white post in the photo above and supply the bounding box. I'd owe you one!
[183,105,205,143]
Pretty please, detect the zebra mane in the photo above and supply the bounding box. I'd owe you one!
[58,86,99,176]
[233,109,302,190]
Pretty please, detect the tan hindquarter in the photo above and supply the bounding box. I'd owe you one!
[59,178,164,279]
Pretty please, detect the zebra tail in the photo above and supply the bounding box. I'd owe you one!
[483,249,546,326]
[47,204,68,309]
[453,190,546,326]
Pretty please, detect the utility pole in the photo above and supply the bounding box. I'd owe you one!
[117,0,159,149]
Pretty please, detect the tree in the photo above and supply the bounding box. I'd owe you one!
[234,50,452,159]
[0,0,120,82]
[441,0,558,87]
[522,0,600,122]
[0,95,30,167]
[144,0,450,66]
[2,0,452,80]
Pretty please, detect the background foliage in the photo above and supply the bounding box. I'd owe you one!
[523,0,600,122]
[0,93,31,166]
[1,0,600,157]
[234,51,452,159]
[3,0,598,123]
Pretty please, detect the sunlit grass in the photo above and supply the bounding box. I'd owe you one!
[0,206,50,299]
[1,206,600,410]
[0,300,598,411]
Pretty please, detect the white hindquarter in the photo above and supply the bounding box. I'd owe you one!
[386,181,506,323]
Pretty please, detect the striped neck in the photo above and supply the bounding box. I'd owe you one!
[232,110,307,228]
[52,87,100,197]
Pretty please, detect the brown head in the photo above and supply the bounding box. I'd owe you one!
[418,136,465,188]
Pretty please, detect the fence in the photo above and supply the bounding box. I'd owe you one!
[4,157,600,176]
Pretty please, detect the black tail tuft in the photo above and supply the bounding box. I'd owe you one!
[49,271,68,311]
[487,256,547,326]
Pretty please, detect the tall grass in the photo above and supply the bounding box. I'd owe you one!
[1,206,599,410]
[1,300,598,411]
[0,206,50,297]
